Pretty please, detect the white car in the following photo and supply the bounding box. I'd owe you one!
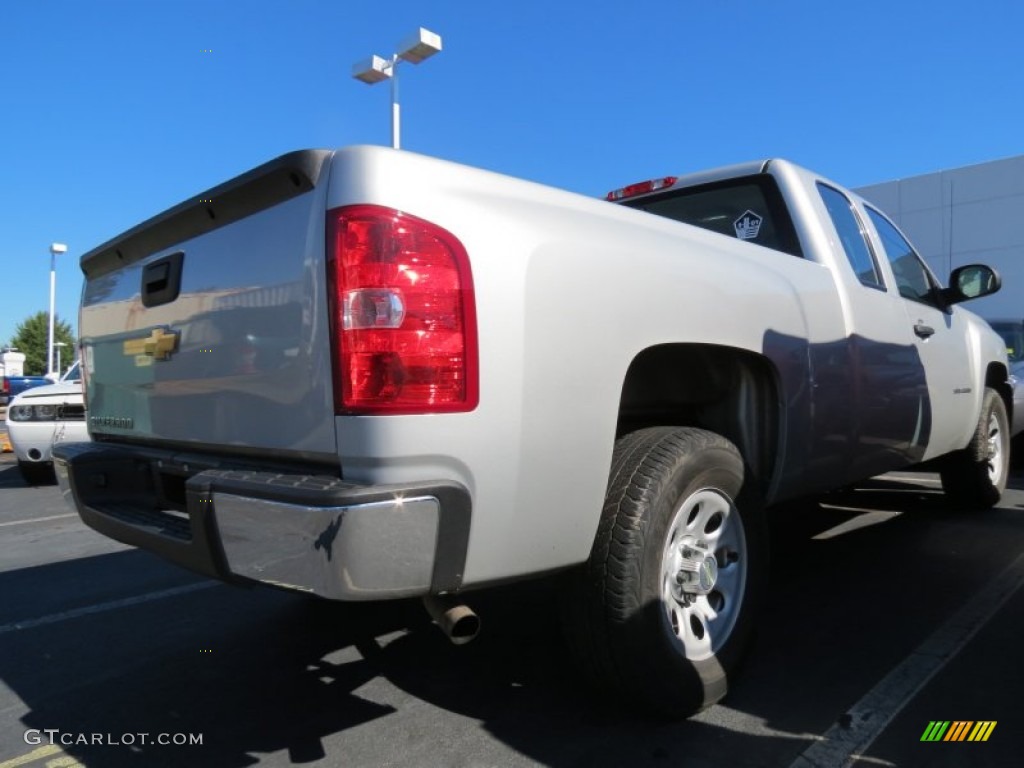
[6,361,88,485]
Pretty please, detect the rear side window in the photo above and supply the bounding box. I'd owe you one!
[817,183,884,289]
[624,175,804,258]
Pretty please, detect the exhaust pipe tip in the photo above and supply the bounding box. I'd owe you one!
[423,595,480,645]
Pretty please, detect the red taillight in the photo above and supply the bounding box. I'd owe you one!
[606,176,679,201]
[326,204,478,414]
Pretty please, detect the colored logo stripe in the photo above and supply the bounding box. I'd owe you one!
[922,720,997,742]
[968,721,997,742]
[921,721,950,741]
[944,721,973,741]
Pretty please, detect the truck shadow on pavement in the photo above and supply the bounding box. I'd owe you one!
[0,460,26,490]
[2,472,1024,767]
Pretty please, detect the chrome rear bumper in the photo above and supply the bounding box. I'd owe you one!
[53,442,471,599]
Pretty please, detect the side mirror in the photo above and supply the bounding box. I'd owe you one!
[942,264,1002,305]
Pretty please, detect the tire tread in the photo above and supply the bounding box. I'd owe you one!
[563,426,751,717]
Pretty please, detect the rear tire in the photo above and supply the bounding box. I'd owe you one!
[939,387,1009,509]
[18,461,55,486]
[563,427,764,718]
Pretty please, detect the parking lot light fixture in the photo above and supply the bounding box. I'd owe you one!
[47,243,67,377]
[351,28,443,150]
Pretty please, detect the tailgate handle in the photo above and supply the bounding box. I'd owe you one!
[142,252,184,308]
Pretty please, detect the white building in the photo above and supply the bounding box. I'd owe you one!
[855,155,1024,321]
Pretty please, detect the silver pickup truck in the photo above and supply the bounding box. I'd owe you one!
[54,148,1009,718]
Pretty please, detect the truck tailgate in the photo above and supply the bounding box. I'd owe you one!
[79,150,337,461]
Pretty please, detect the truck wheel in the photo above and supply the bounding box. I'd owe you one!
[939,387,1009,509]
[564,427,763,718]
[18,461,56,486]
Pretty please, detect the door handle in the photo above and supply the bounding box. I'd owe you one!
[914,323,935,339]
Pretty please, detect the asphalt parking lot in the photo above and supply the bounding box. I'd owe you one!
[1,423,1023,767]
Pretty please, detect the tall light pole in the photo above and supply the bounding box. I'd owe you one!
[352,28,443,149]
[53,341,67,378]
[47,243,67,377]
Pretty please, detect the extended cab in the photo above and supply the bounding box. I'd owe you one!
[54,149,1009,718]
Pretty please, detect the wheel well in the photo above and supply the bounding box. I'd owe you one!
[986,362,1012,416]
[615,344,780,496]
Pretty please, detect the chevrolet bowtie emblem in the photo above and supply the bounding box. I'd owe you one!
[123,328,179,361]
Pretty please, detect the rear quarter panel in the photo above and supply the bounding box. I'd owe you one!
[329,147,845,586]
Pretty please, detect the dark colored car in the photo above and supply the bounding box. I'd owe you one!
[0,374,51,407]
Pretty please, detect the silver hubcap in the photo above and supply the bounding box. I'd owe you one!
[660,488,747,661]
[986,412,1005,486]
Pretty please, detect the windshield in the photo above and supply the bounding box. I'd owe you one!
[61,360,81,382]
[990,322,1024,362]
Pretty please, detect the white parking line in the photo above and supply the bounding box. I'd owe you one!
[0,514,77,528]
[789,552,1024,767]
[0,582,218,636]
[876,473,942,486]
[0,745,64,768]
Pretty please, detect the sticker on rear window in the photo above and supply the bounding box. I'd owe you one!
[734,211,763,240]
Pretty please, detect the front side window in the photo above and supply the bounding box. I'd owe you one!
[818,184,884,289]
[865,207,939,305]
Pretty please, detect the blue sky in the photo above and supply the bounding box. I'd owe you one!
[2,0,1023,351]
